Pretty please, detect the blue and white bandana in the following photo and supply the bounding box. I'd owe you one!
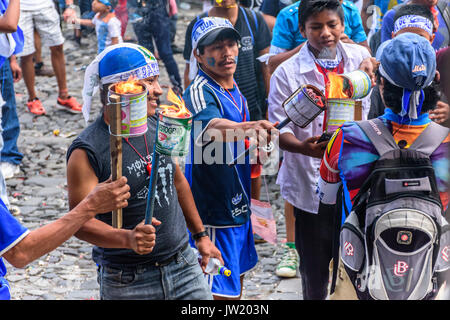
[189,17,238,80]
[393,15,434,36]
[82,43,159,123]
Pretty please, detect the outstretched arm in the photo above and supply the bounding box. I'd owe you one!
[3,176,130,268]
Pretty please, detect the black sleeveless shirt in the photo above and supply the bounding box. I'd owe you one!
[67,114,188,266]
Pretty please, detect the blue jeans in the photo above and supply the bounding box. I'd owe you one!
[0,64,11,208]
[97,244,213,300]
[0,60,23,166]
[132,2,182,87]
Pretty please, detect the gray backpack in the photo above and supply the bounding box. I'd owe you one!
[340,118,450,300]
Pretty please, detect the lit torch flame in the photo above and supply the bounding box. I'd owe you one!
[114,76,144,95]
[159,88,192,119]
[326,73,350,99]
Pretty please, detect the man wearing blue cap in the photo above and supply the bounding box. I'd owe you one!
[318,32,449,299]
[67,43,220,300]
[183,17,278,300]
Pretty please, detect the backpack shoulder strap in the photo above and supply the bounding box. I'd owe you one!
[355,118,399,156]
[409,121,450,156]
[239,6,255,45]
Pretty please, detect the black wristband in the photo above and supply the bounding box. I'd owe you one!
[192,230,209,241]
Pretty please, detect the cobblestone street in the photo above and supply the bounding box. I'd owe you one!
[4,2,303,300]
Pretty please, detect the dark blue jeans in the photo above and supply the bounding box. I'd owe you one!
[97,244,213,300]
[132,3,181,87]
[0,60,23,165]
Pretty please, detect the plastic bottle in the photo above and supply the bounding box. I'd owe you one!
[192,248,231,277]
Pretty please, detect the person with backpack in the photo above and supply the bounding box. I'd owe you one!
[268,0,372,299]
[183,0,272,202]
[318,32,450,300]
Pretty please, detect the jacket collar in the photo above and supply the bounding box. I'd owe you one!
[297,41,352,74]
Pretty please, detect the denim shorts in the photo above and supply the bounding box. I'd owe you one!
[97,243,213,300]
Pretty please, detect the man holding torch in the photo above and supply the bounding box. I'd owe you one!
[183,17,278,300]
[66,43,220,300]
[0,170,131,300]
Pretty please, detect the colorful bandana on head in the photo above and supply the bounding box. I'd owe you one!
[393,15,434,36]
[189,17,237,80]
[82,43,159,123]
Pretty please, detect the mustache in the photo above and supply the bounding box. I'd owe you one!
[218,57,237,66]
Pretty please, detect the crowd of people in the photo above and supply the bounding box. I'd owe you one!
[0,0,449,301]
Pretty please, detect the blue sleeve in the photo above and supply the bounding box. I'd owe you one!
[271,9,296,49]
[347,4,368,43]
[380,9,395,43]
[183,81,222,142]
[0,199,28,256]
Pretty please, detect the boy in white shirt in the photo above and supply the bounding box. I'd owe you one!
[71,0,122,54]
[267,0,371,300]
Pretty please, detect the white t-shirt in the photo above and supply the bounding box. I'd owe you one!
[20,0,54,11]
[92,13,123,53]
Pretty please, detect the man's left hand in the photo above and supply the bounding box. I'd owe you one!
[9,56,22,82]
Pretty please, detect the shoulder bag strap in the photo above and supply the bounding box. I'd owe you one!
[355,118,399,156]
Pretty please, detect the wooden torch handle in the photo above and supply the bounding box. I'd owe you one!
[108,93,123,229]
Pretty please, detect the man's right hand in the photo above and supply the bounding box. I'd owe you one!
[128,219,161,255]
[246,120,279,148]
[82,176,131,216]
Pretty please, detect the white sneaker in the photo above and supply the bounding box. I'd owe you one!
[1,162,20,179]
[275,245,299,278]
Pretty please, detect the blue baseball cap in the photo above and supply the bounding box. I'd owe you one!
[377,32,436,119]
[191,17,241,50]
[188,17,240,80]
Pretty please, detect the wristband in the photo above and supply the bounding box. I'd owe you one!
[192,230,209,241]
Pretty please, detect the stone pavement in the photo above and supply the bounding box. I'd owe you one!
[4,2,303,300]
